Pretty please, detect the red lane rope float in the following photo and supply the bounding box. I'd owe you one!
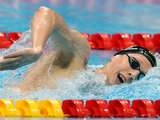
[0,32,13,48]
[8,32,22,41]
[81,33,160,50]
[62,99,90,118]
[1,32,160,50]
[61,99,159,118]
[131,99,156,118]
[85,99,110,118]
[112,33,135,49]
[91,33,111,49]
[108,99,137,118]
[132,33,154,49]
[155,100,160,116]
[153,33,160,49]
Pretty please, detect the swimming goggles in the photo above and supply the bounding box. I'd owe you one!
[125,53,145,80]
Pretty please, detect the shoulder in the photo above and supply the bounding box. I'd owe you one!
[70,29,91,54]
[69,29,91,68]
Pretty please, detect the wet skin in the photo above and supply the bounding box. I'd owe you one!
[0,6,153,93]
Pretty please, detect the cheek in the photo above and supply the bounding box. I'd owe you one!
[142,65,152,73]
[112,59,129,71]
[107,60,130,85]
[139,61,152,73]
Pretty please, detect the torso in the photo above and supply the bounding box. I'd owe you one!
[16,29,91,93]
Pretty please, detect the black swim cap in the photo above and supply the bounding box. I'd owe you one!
[114,46,157,67]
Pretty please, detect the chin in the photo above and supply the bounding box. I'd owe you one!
[106,76,117,85]
[106,80,114,85]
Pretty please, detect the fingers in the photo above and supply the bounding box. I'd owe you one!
[0,61,23,71]
[0,64,23,71]
[0,65,17,71]
[0,57,20,65]
[3,48,31,59]
[0,57,21,70]
[3,51,23,59]
[0,48,40,71]
[0,61,29,71]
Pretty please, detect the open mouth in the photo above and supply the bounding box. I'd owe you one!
[118,73,125,83]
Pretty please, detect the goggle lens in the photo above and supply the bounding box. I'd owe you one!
[126,54,145,80]
[129,57,140,70]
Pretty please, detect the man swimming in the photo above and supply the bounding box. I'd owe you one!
[0,6,157,93]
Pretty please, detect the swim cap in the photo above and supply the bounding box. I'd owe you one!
[114,46,157,67]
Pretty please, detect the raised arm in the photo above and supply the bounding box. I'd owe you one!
[0,6,90,70]
[31,6,71,53]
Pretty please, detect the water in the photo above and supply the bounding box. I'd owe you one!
[0,0,160,104]
[1,0,160,33]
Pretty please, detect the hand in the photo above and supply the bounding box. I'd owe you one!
[0,48,42,70]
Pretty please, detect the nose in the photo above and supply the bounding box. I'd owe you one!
[128,69,140,79]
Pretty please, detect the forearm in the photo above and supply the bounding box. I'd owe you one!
[31,6,56,53]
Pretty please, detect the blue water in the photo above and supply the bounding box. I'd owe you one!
[0,0,160,107]
[1,0,160,33]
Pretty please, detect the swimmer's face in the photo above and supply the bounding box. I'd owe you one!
[97,53,152,85]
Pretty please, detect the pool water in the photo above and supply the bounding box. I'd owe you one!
[0,0,160,103]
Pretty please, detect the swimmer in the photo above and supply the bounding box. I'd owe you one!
[0,6,157,93]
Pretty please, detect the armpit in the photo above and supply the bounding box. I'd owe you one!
[53,50,75,68]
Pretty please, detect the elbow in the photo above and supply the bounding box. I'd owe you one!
[37,6,55,16]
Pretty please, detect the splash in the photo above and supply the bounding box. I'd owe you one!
[0,69,106,101]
